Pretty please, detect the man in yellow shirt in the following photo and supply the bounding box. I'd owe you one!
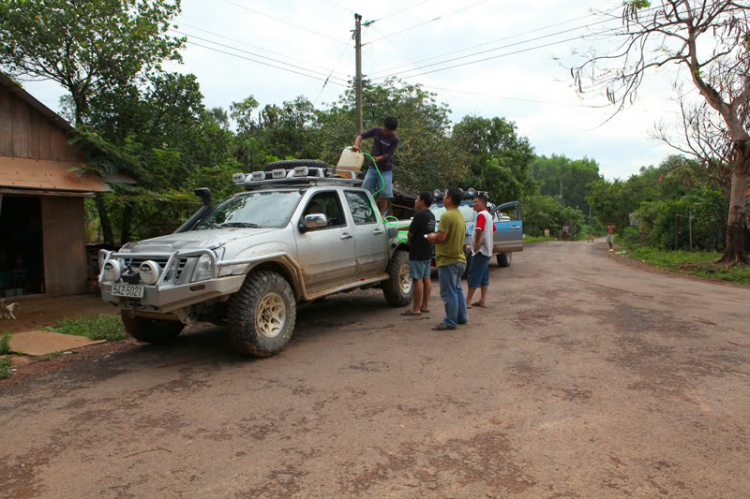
[426,187,467,330]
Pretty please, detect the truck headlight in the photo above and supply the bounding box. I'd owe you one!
[139,260,160,285]
[193,254,214,282]
[103,260,122,283]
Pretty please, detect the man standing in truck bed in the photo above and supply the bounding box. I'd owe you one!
[352,117,399,217]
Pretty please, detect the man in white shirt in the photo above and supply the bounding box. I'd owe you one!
[466,193,495,309]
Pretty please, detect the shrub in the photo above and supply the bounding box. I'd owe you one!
[0,357,11,379]
[0,332,11,355]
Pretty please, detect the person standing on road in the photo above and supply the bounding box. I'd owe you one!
[426,187,467,331]
[562,223,570,241]
[466,193,494,309]
[402,192,436,317]
[607,221,616,252]
[352,117,399,217]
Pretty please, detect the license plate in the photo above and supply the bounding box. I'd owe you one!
[111,283,145,298]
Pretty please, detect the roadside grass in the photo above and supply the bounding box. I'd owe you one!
[0,332,10,355]
[621,245,750,286]
[45,315,127,342]
[38,351,64,361]
[0,357,11,379]
[525,236,556,244]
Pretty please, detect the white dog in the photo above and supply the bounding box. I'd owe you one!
[0,300,19,320]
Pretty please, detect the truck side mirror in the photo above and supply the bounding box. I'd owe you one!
[299,214,328,233]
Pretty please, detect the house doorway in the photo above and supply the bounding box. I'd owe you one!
[0,194,45,298]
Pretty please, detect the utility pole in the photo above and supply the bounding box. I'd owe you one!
[353,13,363,134]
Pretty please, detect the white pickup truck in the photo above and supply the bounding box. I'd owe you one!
[99,161,412,357]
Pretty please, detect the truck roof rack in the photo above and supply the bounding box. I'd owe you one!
[233,166,362,190]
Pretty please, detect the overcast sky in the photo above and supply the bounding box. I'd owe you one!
[20,0,696,180]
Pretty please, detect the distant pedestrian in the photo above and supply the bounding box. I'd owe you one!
[466,193,494,309]
[607,221,616,252]
[562,224,570,241]
[352,117,399,217]
[402,192,436,317]
[544,228,550,238]
[426,187,467,331]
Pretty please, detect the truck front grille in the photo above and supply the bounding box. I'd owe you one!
[122,257,190,283]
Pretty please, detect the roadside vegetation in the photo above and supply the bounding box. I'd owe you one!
[617,245,750,286]
[45,315,126,342]
[0,357,11,379]
[0,332,10,355]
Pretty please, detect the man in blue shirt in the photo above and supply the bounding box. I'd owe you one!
[352,117,399,216]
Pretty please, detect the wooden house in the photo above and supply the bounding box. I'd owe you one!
[0,74,111,298]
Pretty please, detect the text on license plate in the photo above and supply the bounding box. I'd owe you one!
[111,284,145,298]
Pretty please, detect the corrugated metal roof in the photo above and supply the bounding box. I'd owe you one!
[0,157,109,192]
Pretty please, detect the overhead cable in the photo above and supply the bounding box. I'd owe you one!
[186,40,348,85]
[173,30,350,83]
[179,22,351,77]
[364,0,495,45]
[221,0,349,46]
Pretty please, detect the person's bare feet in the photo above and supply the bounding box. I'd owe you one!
[471,301,488,308]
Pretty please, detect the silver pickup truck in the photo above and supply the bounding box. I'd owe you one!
[98,162,412,357]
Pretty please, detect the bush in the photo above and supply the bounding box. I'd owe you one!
[0,332,10,355]
[46,315,126,342]
[0,357,11,379]
[622,226,648,247]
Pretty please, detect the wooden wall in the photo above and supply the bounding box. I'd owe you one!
[41,196,87,297]
[0,89,82,162]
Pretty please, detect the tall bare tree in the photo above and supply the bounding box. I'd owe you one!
[572,0,749,264]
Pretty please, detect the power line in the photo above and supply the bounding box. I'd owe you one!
[179,21,351,77]
[371,2,680,81]
[185,40,348,86]
[322,0,355,14]
[173,29,350,84]
[369,24,471,116]
[372,16,619,80]
[371,0,435,23]
[220,0,349,46]
[368,8,612,77]
[416,83,611,109]
[314,39,353,105]
[385,29,621,80]
[364,0,495,45]
[373,1,712,79]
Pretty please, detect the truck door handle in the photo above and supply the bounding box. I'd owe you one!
[372,229,384,235]
[340,233,353,240]
[510,225,521,229]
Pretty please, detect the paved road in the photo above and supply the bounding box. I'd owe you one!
[2,241,750,498]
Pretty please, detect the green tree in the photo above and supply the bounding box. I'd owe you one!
[0,0,185,125]
[532,154,602,213]
[452,116,535,202]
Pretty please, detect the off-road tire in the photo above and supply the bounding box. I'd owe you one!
[121,311,184,343]
[498,252,512,268]
[462,250,472,279]
[264,159,328,171]
[382,250,412,307]
[227,271,296,357]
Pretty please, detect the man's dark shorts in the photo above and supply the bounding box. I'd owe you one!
[468,253,490,289]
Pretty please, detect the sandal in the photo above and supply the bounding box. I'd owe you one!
[420,308,430,313]
[432,323,455,331]
[401,310,421,316]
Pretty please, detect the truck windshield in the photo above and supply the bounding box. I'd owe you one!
[194,191,302,230]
